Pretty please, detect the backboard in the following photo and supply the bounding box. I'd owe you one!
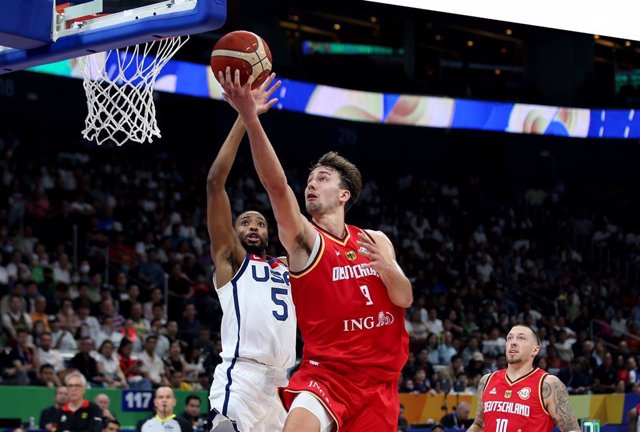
[0,0,226,74]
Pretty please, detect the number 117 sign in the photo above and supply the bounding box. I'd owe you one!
[122,390,154,412]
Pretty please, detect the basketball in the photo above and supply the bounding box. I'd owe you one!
[211,30,273,89]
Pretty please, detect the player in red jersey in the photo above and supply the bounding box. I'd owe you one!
[219,68,412,432]
[468,324,580,432]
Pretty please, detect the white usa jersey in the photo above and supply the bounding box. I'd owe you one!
[214,253,296,369]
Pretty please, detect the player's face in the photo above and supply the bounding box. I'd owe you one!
[305,167,348,215]
[505,326,540,365]
[235,212,268,255]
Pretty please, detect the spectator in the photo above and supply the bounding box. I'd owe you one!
[437,331,457,365]
[425,308,444,335]
[440,401,473,429]
[30,296,50,331]
[177,303,201,347]
[149,319,170,358]
[138,335,167,387]
[169,369,193,391]
[77,300,101,342]
[179,394,202,429]
[12,328,40,383]
[56,298,80,335]
[54,371,103,432]
[49,315,77,351]
[2,294,33,342]
[95,316,123,350]
[39,385,68,431]
[398,403,409,432]
[69,337,101,386]
[117,338,151,390]
[94,393,117,421]
[593,352,618,393]
[102,419,121,432]
[35,363,62,387]
[37,333,64,373]
[143,288,166,323]
[95,340,128,388]
[557,358,592,394]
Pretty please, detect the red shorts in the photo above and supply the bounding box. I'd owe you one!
[278,361,400,431]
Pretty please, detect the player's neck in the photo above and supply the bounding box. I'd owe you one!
[312,212,346,238]
[506,362,535,380]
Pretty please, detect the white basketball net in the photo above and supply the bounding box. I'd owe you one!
[79,36,189,146]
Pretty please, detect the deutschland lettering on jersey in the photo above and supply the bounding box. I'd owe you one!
[482,368,554,432]
[290,223,408,382]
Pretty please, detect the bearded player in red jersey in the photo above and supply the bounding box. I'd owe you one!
[219,68,412,432]
[468,324,580,432]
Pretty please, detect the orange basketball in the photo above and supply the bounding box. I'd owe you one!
[211,30,273,89]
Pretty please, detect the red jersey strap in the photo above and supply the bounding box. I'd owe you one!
[539,372,550,415]
[358,227,376,243]
[290,231,325,278]
[482,371,498,396]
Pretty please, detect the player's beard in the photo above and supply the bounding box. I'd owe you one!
[507,356,523,364]
[242,238,267,255]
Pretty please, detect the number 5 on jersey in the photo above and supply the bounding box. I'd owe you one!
[271,287,289,321]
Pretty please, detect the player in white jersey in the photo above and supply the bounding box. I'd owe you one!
[206,72,296,432]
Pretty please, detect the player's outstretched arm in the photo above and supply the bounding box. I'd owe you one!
[467,374,489,432]
[207,73,281,285]
[358,230,412,308]
[542,375,581,432]
[219,68,317,263]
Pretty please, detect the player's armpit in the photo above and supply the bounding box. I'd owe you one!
[543,375,580,432]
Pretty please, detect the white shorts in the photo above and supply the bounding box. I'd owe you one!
[209,359,288,432]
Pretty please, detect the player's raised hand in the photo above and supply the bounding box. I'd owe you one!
[357,232,395,277]
[218,67,257,119]
[253,73,281,115]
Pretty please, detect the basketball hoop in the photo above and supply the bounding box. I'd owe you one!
[80,36,189,146]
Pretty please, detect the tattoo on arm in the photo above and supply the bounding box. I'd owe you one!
[548,377,581,432]
[469,374,489,431]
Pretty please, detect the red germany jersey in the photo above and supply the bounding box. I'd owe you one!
[482,368,554,432]
[290,223,408,383]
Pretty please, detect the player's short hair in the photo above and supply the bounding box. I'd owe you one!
[510,323,541,345]
[311,152,362,211]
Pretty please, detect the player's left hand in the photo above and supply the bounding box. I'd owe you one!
[253,73,281,115]
[357,232,395,277]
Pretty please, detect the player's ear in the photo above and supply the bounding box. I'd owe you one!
[340,189,351,204]
[532,345,540,357]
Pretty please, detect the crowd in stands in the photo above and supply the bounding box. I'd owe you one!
[0,133,639,428]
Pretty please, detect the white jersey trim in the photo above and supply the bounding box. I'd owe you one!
[301,232,321,270]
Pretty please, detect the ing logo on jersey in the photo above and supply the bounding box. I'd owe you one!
[518,387,531,400]
[346,250,357,260]
[504,390,512,399]
[489,387,497,395]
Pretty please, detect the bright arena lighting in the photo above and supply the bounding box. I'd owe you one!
[364,0,640,41]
